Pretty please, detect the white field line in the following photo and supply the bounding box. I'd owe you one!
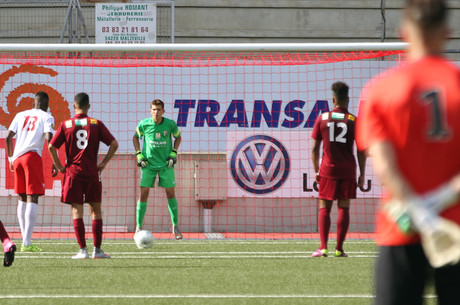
[17,251,377,255]
[29,240,378,245]
[0,294,437,299]
[16,255,378,259]
[15,250,378,259]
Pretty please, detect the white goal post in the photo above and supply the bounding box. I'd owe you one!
[0,42,406,238]
[0,42,407,52]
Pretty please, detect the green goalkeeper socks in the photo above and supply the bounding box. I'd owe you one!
[137,199,178,227]
[136,201,147,228]
[167,198,179,226]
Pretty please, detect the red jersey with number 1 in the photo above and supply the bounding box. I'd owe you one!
[357,56,460,246]
[311,107,357,179]
[50,113,115,178]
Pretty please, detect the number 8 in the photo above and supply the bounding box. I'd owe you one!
[76,129,88,149]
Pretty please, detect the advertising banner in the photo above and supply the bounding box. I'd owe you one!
[95,3,156,44]
[0,61,390,197]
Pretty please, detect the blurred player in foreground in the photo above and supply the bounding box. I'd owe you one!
[357,0,460,304]
[6,91,55,252]
[133,99,183,239]
[0,221,15,267]
[311,81,366,258]
[49,93,118,259]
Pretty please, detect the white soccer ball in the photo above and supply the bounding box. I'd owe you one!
[134,230,154,249]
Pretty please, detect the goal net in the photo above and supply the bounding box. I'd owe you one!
[0,43,406,240]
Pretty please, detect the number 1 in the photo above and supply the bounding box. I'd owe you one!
[422,90,450,139]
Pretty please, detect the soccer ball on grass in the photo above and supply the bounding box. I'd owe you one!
[134,230,154,249]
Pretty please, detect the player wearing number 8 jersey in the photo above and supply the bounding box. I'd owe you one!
[311,82,366,258]
[6,91,55,253]
[49,93,118,259]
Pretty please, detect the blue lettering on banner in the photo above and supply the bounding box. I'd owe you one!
[174,99,330,128]
[281,100,305,128]
[251,100,282,128]
[195,100,220,127]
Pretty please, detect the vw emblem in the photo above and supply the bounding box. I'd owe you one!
[230,135,290,194]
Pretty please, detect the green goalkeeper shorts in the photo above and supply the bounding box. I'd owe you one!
[140,166,176,189]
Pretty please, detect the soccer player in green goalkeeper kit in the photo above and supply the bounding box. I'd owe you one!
[133,99,183,239]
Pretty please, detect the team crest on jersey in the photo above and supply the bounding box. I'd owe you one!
[155,132,161,139]
[65,120,73,128]
[90,119,98,125]
[75,119,88,127]
[163,131,168,137]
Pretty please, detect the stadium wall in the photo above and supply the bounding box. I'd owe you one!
[0,1,460,49]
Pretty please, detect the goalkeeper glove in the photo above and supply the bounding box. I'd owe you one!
[136,151,148,168]
[166,149,177,168]
[385,183,459,234]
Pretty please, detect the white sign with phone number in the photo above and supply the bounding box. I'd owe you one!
[95,3,156,44]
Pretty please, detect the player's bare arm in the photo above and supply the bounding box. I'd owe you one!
[48,144,65,174]
[44,132,58,177]
[357,150,366,187]
[5,130,16,173]
[132,134,141,152]
[311,139,321,183]
[97,139,119,172]
[173,134,182,151]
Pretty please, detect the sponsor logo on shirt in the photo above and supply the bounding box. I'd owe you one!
[65,120,73,128]
[155,132,161,139]
[75,119,87,127]
[90,119,98,125]
[331,112,345,120]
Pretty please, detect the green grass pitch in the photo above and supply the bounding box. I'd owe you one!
[0,239,437,305]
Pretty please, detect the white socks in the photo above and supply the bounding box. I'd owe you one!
[17,200,26,239]
[17,200,38,247]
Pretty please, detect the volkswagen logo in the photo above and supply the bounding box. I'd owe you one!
[230,135,290,194]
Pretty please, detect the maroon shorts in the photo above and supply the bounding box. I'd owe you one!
[13,152,45,196]
[61,172,102,204]
[318,176,357,201]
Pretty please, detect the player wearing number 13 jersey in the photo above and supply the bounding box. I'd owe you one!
[310,82,366,258]
[49,93,118,259]
[6,91,55,252]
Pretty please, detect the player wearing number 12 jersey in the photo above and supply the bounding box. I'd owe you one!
[49,93,118,259]
[6,91,55,253]
[311,82,366,258]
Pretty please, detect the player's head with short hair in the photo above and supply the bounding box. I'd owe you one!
[402,0,448,53]
[331,81,349,107]
[74,92,90,112]
[404,0,447,30]
[150,99,165,122]
[151,99,164,110]
[34,91,49,111]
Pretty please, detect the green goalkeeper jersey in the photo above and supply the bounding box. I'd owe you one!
[135,117,180,169]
